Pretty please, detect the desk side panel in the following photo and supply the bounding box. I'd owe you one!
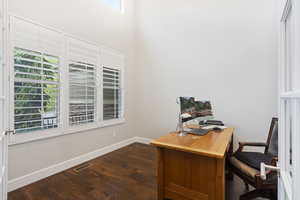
[163,149,217,200]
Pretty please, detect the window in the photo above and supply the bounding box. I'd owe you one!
[11,16,62,135]
[14,48,60,133]
[69,61,96,126]
[67,38,99,127]
[9,16,125,144]
[102,0,122,11]
[103,67,122,120]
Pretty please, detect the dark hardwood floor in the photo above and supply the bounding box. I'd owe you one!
[8,143,265,200]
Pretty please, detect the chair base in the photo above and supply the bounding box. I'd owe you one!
[240,189,277,200]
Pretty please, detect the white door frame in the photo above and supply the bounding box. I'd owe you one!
[0,0,8,199]
[278,0,300,199]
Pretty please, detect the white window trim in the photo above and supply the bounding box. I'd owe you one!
[7,14,126,146]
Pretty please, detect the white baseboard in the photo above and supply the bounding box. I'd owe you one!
[8,136,152,192]
[134,136,152,144]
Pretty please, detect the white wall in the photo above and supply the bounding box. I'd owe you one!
[8,0,136,180]
[135,0,278,147]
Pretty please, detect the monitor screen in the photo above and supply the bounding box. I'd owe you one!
[180,97,213,123]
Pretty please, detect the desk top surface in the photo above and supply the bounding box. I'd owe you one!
[151,128,234,159]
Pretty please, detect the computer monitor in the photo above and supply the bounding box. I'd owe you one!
[179,97,213,124]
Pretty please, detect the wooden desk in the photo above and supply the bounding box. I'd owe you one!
[151,128,234,200]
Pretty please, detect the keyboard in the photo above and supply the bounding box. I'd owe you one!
[187,128,209,136]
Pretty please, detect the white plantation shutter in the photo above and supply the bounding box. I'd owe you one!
[103,67,122,120]
[11,17,62,133]
[11,17,63,56]
[101,49,124,120]
[68,38,98,65]
[68,38,99,126]
[8,16,126,142]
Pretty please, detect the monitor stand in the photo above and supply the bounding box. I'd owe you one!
[178,131,187,137]
[177,113,187,137]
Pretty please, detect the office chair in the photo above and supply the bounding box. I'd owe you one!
[229,117,278,200]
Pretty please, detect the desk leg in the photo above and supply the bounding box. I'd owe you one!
[226,135,234,180]
[157,147,164,200]
[229,135,233,156]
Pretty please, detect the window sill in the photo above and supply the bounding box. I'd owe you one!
[8,118,126,146]
[101,118,126,128]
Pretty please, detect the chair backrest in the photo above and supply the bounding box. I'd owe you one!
[265,118,278,156]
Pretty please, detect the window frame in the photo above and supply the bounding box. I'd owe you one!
[8,15,125,145]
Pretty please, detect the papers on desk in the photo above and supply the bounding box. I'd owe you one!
[201,125,227,130]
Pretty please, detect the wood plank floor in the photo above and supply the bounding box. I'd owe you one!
[8,143,264,200]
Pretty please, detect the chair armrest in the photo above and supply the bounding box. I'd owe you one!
[255,156,278,187]
[271,157,278,166]
[237,142,267,152]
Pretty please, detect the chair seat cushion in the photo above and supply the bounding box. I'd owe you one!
[230,157,259,178]
[234,152,273,170]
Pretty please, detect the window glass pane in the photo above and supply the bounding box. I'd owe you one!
[103,67,121,120]
[14,48,60,133]
[103,0,121,10]
[69,61,96,126]
[284,8,294,92]
[284,99,293,178]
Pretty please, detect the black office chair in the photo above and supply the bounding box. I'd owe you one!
[229,117,278,200]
